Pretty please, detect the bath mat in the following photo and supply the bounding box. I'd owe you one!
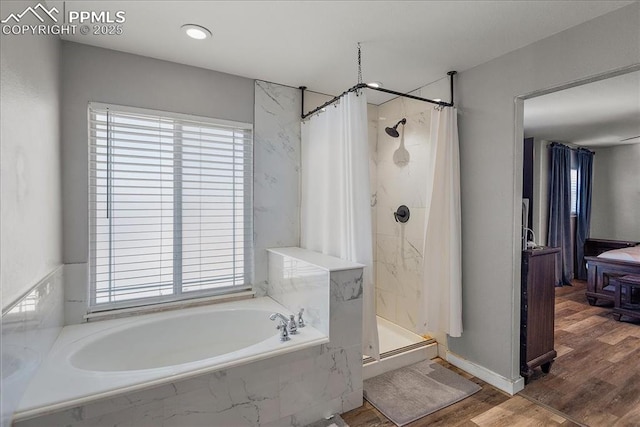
[305,414,349,427]
[363,360,481,426]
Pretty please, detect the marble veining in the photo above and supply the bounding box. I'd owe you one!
[374,97,432,333]
[330,270,364,302]
[253,81,302,296]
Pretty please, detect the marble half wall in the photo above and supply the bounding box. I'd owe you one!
[1,267,64,427]
[253,81,302,296]
[267,251,329,336]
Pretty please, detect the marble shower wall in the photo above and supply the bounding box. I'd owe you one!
[374,97,432,333]
[253,81,302,295]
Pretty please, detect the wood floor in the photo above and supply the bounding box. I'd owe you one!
[343,280,640,427]
[343,358,580,426]
[520,280,640,426]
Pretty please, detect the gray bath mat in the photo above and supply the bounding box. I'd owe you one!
[363,360,481,426]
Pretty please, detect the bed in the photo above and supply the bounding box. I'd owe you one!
[584,239,640,306]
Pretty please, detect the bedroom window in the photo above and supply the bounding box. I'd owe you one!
[88,103,253,311]
[570,167,578,215]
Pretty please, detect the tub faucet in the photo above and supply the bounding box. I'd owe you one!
[297,308,305,328]
[269,313,292,341]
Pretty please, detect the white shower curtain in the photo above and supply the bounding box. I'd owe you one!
[300,91,380,360]
[418,107,463,338]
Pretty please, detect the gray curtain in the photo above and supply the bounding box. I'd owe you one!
[547,143,573,286]
[575,148,594,280]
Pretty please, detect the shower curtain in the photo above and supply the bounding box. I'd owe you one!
[300,91,380,359]
[418,107,463,338]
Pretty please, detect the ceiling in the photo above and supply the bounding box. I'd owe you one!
[48,1,634,105]
[524,70,640,147]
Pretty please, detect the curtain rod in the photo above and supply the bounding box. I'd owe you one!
[549,142,595,155]
[299,71,457,119]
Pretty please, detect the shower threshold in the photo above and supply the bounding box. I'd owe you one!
[363,316,438,379]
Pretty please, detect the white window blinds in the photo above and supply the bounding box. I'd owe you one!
[89,103,253,311]
[570,168,578,215]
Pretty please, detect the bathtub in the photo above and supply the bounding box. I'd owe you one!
[15,296,328,420]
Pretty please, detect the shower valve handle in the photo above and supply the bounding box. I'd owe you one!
[394,205,410,223]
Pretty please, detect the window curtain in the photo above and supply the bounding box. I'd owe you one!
[418,107,462,338]
[300,91,380,360]
[575,148,594,280]
[547,143,573,286]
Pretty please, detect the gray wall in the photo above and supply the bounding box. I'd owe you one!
[0,2,64,424]
[449,3,639,384]
[0,1,62,311]
[61,42,255,321]
[591,143,640,241]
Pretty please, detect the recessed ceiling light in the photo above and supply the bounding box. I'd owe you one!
[367,82,383,88]
[433,98,442,102]
[181,24,211,40]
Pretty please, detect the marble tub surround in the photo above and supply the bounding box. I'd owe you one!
[268,251,330,335]
[62,262,88,326]
[14,248,364,427]
[254,81,302,296]
[374,97,432,333]
[267,247,365,338]
[1,266,64,427]
[14,343,361,427]
[14,297,327,422]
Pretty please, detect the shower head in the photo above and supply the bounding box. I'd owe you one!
[385,118,406,138]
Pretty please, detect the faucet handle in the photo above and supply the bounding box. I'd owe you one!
[276,323,290,341]
[297,308,305,328]
[287,314,298,334]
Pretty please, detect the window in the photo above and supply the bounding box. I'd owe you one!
[89,103,253,310]
[570,167,578,215]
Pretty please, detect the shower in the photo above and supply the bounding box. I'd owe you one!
[385,118,406,138]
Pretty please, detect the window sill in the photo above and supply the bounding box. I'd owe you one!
[84,290,255,322]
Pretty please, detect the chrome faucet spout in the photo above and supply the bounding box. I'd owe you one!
[270,313,289,323]
[269,312,291,341]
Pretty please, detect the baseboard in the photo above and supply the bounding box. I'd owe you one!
[445,351,524,395]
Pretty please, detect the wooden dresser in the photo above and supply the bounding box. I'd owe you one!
[520,247,559,382]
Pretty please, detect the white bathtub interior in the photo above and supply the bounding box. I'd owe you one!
[15,296,328,420]
[70,308,282,371]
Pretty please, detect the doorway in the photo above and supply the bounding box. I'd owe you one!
[517,68,640,425]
